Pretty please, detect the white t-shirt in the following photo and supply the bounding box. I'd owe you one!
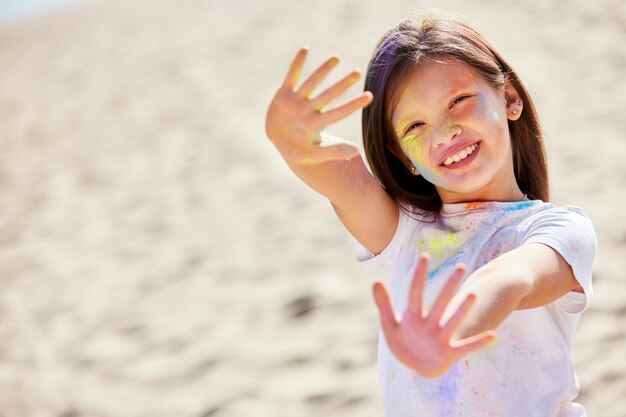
[356,199,597,417]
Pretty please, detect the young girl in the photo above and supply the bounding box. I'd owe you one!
[265,11,596,417]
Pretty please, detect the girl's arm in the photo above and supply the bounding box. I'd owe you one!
[372,245,582,378]
[445,242,582,340]
[266,47,398,253]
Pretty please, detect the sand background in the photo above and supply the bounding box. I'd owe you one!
[0,0,624,416]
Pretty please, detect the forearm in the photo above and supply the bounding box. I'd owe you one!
[445,264,531,341]
[286,153,398,254]
[284,152,374,205]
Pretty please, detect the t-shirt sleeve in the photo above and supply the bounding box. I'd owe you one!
[355,205,412,273]
[518,206,597,314]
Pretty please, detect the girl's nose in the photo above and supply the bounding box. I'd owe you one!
[432,122,462,148]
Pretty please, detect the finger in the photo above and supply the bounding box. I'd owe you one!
[440,293,476,340]
[318,92,374,127]
[309,70,362,112]
[296,55,340,99]
[298,142,361,164]
[281,46,309,91]
[372,281,399,334]
[426,264,467,325]
[450,330,497,357]
[407,253,430,316]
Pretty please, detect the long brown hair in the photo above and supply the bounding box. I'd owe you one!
[362,10,549,215]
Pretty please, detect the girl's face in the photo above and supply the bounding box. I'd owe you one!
[391,57,524,203]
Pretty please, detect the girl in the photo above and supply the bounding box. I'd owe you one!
[265,10,596,417]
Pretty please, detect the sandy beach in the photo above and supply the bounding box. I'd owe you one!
[0,0,624,415]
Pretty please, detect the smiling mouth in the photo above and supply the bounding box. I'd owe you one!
[439,142,480,168]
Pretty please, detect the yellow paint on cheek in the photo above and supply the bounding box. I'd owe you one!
[401,126,430,163]
[401,135,423,160]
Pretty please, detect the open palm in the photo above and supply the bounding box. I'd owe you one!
[373,253,497,378]
[265,46,373,164]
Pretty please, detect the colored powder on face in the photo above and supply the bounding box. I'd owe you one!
[441,119,458,134]
[474,92,489,115]
[401,131,449,186]
[401,133,425,161]
[393,85,415,131]
[406,152,450,189]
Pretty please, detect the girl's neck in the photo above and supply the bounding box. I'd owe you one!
[437,184,526,204]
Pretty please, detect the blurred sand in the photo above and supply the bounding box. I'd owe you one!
[0,0,624,416]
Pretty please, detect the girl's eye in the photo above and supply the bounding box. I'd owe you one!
[451,95,470,108]
[405,122,424,134]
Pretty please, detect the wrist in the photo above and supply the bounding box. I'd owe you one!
[450,270,530,340]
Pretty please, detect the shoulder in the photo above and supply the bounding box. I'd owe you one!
[516,203,596,250]
[517,203,595,236]
[515,203,597,313]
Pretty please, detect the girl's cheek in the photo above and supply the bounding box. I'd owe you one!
[451,92,493,124]
[401,133,427,162]
[400,136,448,186]
[459,94,507,139]
[461,93,487,119]
[487,103,508,141]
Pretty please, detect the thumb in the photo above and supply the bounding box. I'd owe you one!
[451,330,497,358]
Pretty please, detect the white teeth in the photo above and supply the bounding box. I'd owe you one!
[443,144,477,166]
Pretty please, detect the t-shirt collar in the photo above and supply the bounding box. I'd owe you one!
[440,195,532,215]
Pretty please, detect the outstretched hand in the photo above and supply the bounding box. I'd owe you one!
[373,253,497,378]
[265,46,373,164]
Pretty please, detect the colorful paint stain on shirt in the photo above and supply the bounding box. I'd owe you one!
[417,229,460,259]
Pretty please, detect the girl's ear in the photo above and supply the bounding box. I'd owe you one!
[504,80,523,121]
